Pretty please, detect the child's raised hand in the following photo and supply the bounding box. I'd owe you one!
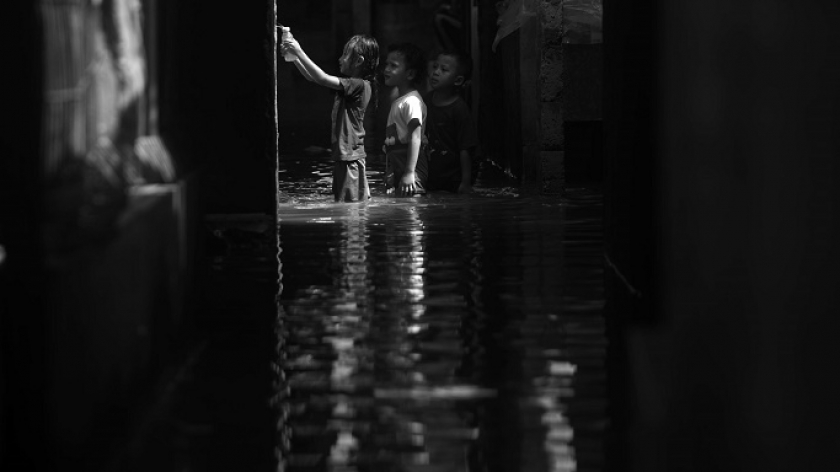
[282,37,302,57]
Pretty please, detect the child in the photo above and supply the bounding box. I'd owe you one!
[382,42,429,197]
[282,34,379,202]
[424,50,478,194]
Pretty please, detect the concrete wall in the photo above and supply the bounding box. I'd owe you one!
[538,0,564,193]
[478,0,576,193]
[605,1,840,471]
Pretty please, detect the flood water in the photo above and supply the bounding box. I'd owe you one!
[274,154,607,472]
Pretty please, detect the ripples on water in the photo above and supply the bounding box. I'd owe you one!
[273,155,606,472]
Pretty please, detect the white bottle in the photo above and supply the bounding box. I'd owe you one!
[280,26,295,62]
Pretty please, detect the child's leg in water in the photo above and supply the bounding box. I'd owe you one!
[358,158,371,200]
[333,160,368,202]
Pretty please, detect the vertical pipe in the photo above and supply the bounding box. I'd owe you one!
[269,0,278,215]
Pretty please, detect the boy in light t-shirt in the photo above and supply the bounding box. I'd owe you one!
[382,42,428,197]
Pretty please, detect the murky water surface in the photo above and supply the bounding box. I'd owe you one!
[274,155,606,472]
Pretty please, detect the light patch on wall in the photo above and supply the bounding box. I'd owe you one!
[563,0,603,44]
[493,0,536,52]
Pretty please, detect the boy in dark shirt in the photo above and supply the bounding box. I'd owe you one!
[424,50,478,194]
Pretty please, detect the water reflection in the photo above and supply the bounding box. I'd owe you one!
[274,156,606,471]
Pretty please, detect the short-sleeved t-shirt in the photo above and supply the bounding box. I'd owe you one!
[384,90,428,180]
[424,94,478,190]
[331,77,371,161]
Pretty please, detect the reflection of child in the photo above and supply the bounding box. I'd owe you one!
[382,43,429,197]
[425,50,478,194]
[283,34,379,202]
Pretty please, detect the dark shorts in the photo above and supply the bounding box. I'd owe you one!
[333,159,370,202]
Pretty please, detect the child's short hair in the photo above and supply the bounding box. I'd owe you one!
[387,42,427,87]
[438,49,473,83]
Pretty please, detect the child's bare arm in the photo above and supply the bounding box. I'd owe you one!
[458,150,472,194]
[283,38,342,90]
[399,119,423,195]
[292,58,315,82]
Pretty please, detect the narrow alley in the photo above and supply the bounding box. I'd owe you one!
[105,154,608,472]
[4,2,840,472]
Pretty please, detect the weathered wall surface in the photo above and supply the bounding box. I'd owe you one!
[489,0,594,194]
[489,0,564,193]
[539,0,564,193]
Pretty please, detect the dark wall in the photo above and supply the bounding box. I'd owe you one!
[563,43,604,185]
[603,0,657,323]
[477,5,521,179]
[602,0,656,467]
[373,0,438,54]
[276,1,336,151]
[605,1,840,471]
[652,2,840,470]
[1,2,277,468]
[0,3,47,470]
[160,0,276,214]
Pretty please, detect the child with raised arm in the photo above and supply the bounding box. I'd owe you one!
[382,42,429,197]
[282,33,379,202]
[425,50,478,194]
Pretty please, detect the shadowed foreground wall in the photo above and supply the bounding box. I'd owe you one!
[605,1,840,471]
[160,0,276,214]
[1,1,277,469]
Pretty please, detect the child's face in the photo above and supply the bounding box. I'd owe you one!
[383,51,413,88]
[429,55,463,91]
[339,45,358,76]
